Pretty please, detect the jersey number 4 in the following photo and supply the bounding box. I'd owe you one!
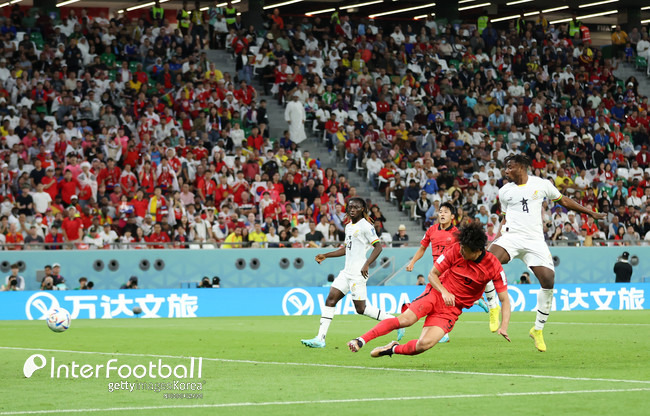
[346,240,352,250]
[520,198,529,213]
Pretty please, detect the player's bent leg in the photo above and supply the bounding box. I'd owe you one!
[487,243,511,264]
[488,304,501,333]
[325,287,347,307]
[476,298,489,313]
[303,287,346,347]
[484,244,508,324]
[530,266,555,352]
[390,326,446,356]
[351,309,418,352]
[356,300,389,320]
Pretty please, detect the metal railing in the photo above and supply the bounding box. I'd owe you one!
[0,238,649,250]
[0,240,345,250]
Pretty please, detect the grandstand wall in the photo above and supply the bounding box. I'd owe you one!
[3,247,648,290]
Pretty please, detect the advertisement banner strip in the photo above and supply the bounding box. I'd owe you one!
[2,284,648,321]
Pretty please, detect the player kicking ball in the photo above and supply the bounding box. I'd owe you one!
[301,197,404,348]
[348,222,511,357]
[405,202,490,344]
[483,154,605,352]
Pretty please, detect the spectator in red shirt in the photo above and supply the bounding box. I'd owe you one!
[131,189,149,219]
[5,223,24,250]
[61,207,84,243]
[581,217,599,236]
[147,222,171,248]
[247,126,264,151]
[97,158,121,192]
[59,170,78,205]
[44,226,64,250]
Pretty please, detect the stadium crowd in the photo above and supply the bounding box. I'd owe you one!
[0,5,650,252]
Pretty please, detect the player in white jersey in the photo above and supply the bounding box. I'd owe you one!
[301,197,404,348]
[484,155,605,352]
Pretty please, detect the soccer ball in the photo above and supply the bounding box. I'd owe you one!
[46,308,71,333]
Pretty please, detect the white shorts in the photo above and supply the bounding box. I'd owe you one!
[491,232,555,271]
[331,271,367,301]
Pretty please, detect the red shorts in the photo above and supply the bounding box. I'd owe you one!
[408,284,462,333]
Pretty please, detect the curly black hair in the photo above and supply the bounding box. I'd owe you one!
[457,222,487,252]
[504,154,531,168]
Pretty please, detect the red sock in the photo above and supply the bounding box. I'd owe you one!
[394,339,421,355]
[360,317,400,344]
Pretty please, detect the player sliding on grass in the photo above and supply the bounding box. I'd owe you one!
[348,222,511,357]
[301,197,404,348]
[406,202,490,344]
[483,154,605,352]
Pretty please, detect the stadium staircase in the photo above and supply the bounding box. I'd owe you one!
[614,61,650,97]
[205,48,425,250]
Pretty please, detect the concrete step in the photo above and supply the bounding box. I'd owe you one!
[205,47,425,240]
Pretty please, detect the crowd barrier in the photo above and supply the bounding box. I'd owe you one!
[1,283,647,321]
[0,247,648,291]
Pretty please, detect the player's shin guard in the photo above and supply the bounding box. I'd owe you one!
[394,340,421,355]
[362,303,391,321]
[359,317,400,344]
[484,280,499,309]
[317,306,335,341]
[534,288,553,330]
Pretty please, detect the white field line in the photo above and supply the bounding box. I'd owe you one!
[2,346,650,385]
[1,388,649,415]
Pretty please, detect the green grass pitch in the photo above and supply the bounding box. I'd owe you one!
[0,310,649,415]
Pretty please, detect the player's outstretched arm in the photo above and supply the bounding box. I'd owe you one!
[406,245,427,272]
[315,246,346,264]
[428,265,455,306]
[361,242,383,278]
[557,195,606,220]
[496,290,511,342]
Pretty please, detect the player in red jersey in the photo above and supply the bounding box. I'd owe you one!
[348,222,511,357]
[407,202,458,269]
[406,202,489,343]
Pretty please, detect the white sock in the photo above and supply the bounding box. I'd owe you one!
[535,289,554,330]
[484,280,499,309]
[362,303,391,321]
[317,306,335,341]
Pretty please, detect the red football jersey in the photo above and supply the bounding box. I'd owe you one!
[421,224,458,261]
[434,243,507,309]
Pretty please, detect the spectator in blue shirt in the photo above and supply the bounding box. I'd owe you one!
[610,100,625,123]
[422,170,439,195]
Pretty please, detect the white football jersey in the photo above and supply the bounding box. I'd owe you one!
[343,218,380,276]
[499,175,562,239]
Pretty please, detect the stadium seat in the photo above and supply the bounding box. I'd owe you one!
[21,17,35,29]
[635,56,648,71]
[616,168,629,180]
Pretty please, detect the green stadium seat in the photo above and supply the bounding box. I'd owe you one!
[601,45,612,60]
[635,56,647,71]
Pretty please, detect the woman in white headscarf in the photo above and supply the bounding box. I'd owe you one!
[77,161,98,202]
[77,37,95,66]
